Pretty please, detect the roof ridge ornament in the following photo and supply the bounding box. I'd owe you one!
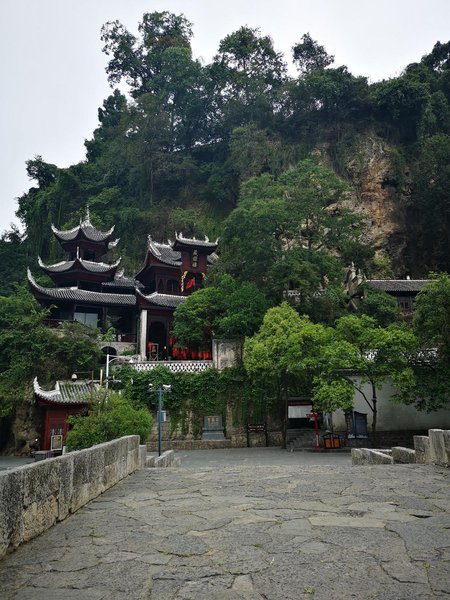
[81,207,91,226]
[147,234,162,257]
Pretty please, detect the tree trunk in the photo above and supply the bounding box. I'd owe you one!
[371,383,378,447]
[281,386,288,450]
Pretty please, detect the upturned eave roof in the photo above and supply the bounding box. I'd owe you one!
[172,232,219,252]
[33,377,98,405]
[27,269,136,306]
[135,236,181,279]
[136,288,186,309]
[38,256,121,275]
[51,210,115,244]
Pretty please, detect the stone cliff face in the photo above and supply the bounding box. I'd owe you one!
[330,133,411,276]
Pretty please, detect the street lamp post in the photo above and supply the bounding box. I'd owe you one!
[149,384,171,456]
[105,354,133,389]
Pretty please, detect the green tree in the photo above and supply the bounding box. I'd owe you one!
[66,391,152,450]
[244,303,329,447]
[0,228,28,296]
[172,275,269,348]
[101,12,208,152]
[292,33,334,75]
[371,76,429,141]
[312,315,417,436]
[219,158,367,313]
[0,288,100,417]
[399,274,450,411]
[210,26,286,131]
[358,287,401,327]
[410,134,450,271]
[101,12,193,96]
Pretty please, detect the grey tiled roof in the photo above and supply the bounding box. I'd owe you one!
[33,377,98,405]
[102,273,143,290]
[147,237,181,267]
[28,269,136,306]
[51,212,115,243]
[38,256,121,274]
[136,289,186,308]
[367,280,428,293]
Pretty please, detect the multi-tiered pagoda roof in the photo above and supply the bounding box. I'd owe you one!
[29,212,219,358]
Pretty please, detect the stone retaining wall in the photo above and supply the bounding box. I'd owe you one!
[146,450,181,468]
[0,435,140,559]
[351,428,450,467]
[146,439,233,451]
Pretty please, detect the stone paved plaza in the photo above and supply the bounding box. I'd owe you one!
[0,450,449,599]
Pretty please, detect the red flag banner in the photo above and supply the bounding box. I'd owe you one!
[185,277,196,290]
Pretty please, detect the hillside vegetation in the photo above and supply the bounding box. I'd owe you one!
[1,12,449,294]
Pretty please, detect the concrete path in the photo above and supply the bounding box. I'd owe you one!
[178,447,351,468]
[0,457,34,471]
[0,452,449,599]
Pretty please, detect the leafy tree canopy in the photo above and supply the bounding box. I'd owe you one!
[312,315,417,433]
[172,274,269,347]
[0,288,101,417]
[66,391,152,450]
[397,274,450,411]
[219,157,368,318]
[292,33,334,75]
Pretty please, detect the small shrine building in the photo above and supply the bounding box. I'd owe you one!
[33,377,98,451]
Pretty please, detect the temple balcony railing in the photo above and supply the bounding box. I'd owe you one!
[113,332,136,343]
[131,360,214,374]
[284,289,301,299]
[43,319,137,343]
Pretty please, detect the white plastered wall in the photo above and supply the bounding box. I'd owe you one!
[332,377,450,432]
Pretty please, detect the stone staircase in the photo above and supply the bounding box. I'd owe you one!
[287,428,324,451]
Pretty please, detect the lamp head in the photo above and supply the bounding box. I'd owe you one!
[71,373,77,382]
[162,384,172,392]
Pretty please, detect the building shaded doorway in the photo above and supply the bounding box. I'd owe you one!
[147,321,167,360]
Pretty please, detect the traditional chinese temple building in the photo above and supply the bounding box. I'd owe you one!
[28,211,218,360]
[345,264,428,317]
[33,377,98,450]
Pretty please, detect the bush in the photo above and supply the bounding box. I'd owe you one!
[66,391,152,450]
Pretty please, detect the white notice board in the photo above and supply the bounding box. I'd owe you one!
[288,405,312,418]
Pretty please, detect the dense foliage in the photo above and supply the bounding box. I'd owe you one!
[115,365,275,438]
[398,274,450,411]
[172,274,269,347]
[1,12,450,432]
[66,391,152,450]
[0,288,101,417]
[3,12,448,284]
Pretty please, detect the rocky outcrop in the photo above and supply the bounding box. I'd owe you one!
[335,133,410,275]
[5,394,41,456]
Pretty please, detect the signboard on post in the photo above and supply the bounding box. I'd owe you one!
[50,434,63,451]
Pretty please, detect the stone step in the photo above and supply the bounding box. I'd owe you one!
[287,429,323,443]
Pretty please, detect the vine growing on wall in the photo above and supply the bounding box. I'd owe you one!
[115,364,280,437]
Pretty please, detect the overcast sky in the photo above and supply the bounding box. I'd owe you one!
[2,0,450,234]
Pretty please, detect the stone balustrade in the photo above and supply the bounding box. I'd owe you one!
[0,436,141,559]
[132,360,213,374]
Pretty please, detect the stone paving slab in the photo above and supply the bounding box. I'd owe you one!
[0,461,449,599]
